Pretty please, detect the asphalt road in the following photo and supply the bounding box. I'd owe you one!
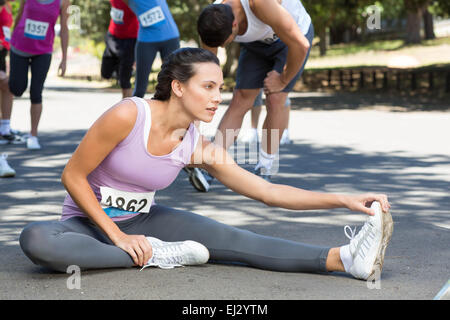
[0,78,449,301]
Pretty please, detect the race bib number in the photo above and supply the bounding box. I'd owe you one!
[110,7,124,24]
[139,6,165,27]
[100,186,154,213]
[262,33,279,44]
[2,26,11,42]
[24,19,49,40]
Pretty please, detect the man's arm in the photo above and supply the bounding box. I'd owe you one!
[252,0,310,92]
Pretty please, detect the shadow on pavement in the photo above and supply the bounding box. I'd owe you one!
[0,129,449,294]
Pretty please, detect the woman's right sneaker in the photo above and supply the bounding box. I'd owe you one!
[141,237,210,270]
[344,201,394,280]
[0,153,16,178]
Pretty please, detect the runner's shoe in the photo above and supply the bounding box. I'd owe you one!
[141,237,209,270]
[280,129,292,145]
[254,166,271,182]
[344,201,394,280]
[0,153,16,178]
[26,136,41,150]
[238,128,258,144]
[0,133,25,145]
[184,167,214,192]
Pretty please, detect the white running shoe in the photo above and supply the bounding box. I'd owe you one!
[141,237,210,270]
[27,136,41,150]
[280,129,292,145]
[0,153,16,178]
[238,128,258,144]
[344,201,393,280]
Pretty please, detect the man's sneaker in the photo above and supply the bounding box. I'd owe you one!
[10,128,22,136]
[344,201,394,280]
[238,128,258,144]
[254,166,271,182]
[280,129,292,145]
[184,167,214,192]
[0,153,16,178]
[0,133,25,145]
[141,237,210,270]
[26,136,41,150]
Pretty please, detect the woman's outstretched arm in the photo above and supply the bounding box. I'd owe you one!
[191,137,390,215]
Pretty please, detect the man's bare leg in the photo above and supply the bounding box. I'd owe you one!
[260,91,289,155]
[214,88,261,149]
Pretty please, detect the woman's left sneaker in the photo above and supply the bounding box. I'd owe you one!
[141,237,210,270]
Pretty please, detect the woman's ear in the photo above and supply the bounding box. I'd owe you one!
[171,79,183,98]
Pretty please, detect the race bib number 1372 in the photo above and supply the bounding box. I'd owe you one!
[139,6,165,27]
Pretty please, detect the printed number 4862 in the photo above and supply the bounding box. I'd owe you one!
[105,196,147,212]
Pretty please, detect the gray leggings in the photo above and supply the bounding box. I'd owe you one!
[19,205,330,273]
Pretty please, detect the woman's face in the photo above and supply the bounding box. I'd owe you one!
[179,62,223,123]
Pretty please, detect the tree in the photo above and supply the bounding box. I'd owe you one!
[422,7,435,39]
[302,0,337,56]
[71,0,110,43]
[167,0,210,46]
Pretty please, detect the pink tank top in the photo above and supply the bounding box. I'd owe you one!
[11,0,61,55]
[61,97,201,222]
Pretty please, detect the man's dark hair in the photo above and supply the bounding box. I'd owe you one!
[153,47,220,101]
[197,4,234,47]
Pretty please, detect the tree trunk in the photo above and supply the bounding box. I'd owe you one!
[422,7,435,40]
[405,9,422,44]
[318,27,327,56]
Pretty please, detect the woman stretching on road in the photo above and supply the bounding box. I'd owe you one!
[19,48,393,281]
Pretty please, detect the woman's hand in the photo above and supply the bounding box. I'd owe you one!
[343,193,391,216]
[112,232,153,267]
[58,59,67,77]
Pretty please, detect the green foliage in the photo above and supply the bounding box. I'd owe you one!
[167,0,210,45]
[71,0,111,43]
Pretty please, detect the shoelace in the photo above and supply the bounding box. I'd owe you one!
[344,225,357,240]
[344,222,376,259]
[140,242,187,271]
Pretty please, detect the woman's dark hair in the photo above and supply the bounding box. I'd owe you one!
[153,47,220,101]
[0,0,6,6]
[197,4,234,48]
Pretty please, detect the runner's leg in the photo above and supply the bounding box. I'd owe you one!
[133,205,331,273]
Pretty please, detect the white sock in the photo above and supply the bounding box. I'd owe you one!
[339,245,353,272]
[256,148,275,172]
[0,120,11,135]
